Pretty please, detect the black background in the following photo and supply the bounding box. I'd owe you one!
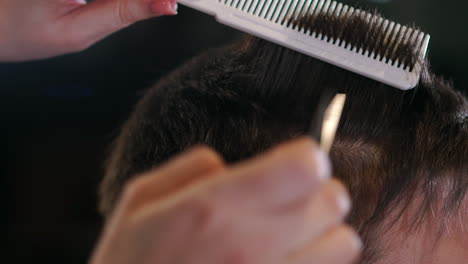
[2,0,467,263]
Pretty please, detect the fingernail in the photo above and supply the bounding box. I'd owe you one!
[151,0,178,16]
[350,231,363,251]
[338,190,351,213]
[333,180,351,213]
[171,2,178,14]
[316,149,331,180]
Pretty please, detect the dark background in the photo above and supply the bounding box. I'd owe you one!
[2,0,467,263]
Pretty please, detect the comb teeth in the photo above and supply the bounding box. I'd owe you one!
[220,0,428,71]
[178,0,430,89]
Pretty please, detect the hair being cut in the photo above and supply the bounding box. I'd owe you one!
[99,10,468,264]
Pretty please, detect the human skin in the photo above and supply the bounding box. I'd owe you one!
[90,138,362,264]
[378,195,468,264]
[0,0,177,62]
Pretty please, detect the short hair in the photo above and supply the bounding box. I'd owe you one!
[99,10,468,264]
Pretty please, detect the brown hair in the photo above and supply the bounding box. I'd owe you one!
[100,10,468,263]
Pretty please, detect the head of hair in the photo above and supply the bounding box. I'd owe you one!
[99,9,468,264]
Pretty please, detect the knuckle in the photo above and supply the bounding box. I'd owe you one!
[336,225,362,253]
[297,136,320,151]
[308,150,331,181]
[322,180,351,216]
[188,196,225,233]
[114,0,138,26]
[185,145,225,171]
[291,137,321,161]
[290,139,331,184]
[61,33,92,53]
[122,177,146,200]
[192,145,224,164]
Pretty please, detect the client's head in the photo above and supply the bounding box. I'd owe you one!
[99,11,468,264]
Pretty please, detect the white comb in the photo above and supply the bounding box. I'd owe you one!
[178,0,430,90]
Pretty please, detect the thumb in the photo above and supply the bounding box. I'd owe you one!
[59,0,177,51]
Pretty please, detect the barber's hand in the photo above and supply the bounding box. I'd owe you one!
[90,138,361,264]
[0,0,177,62]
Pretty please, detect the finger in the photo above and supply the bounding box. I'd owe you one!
[276,179,351,255]
[129,137,330,223]
[216,137,331,212]
[214,179,350,260]
[58,0,177,51]
[157,184,352,264]
[125,138,333,262]
[121,146,225,215]
[273,178,351,254]
[303,179,351,241]
[289,225,362,264]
